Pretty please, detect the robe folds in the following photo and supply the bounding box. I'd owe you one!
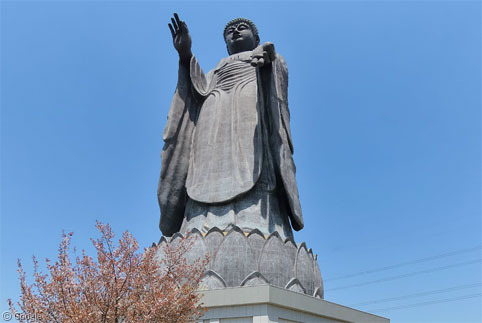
[158,49,303,237]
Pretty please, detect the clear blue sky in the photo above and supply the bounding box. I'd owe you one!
[1,1,480,322]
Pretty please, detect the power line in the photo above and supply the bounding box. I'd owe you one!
[348,283,482,307]
[326,258,481,292]
[369,293,482,312]
[324,245,482,282]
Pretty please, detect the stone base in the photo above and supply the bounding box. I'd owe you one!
[199,285,389,323]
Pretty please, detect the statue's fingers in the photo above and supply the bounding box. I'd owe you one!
[168,23,176,38]
[251,57,259,67]
[174,13,182,27]
[257,58,265,67]
[171,17,179,32]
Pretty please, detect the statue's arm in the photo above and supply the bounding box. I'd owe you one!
[162,14,197,142]
[168,13,211,98]
[189,56,212,97]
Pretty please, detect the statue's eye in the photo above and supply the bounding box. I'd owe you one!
[238,24,247,30]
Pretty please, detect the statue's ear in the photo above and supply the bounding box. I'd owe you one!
[256,36,260,46]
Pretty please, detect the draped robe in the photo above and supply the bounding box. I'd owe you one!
[158,49,303,238]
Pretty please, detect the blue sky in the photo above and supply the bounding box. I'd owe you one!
[1,1,480,322]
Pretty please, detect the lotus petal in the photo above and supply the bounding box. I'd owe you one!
[285,278,306,294]
[295,243,314,295]
[183,230,208,266]
[212,226,256,287]
[190,227,203,235]
[200,270,227,290]
[259,231,293,288]
[247,229,265,267]
[313,254,323,295]
[169,232,184,246]
[240,271,269,287]
[158,236,168,246]
[205,227,224,268]
[284,238,297,264]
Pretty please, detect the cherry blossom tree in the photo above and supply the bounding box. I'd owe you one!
[8,221,207,323]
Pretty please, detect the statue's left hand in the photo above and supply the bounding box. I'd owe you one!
[251,42,276,67]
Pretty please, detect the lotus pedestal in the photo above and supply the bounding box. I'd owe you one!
[157,228,389,322]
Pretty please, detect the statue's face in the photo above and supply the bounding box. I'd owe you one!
[224,22,258,55]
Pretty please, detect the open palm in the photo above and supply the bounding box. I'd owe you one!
[168,13,192,61]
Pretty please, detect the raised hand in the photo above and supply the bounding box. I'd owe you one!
[168,13,192,62]
[251,42,276,67]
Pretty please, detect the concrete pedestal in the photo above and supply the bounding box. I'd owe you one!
[199,285,389,323]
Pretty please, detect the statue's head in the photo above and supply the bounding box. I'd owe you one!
[223,18,260,55]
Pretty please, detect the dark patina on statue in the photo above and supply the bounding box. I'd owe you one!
[157,14,323,297]
[158,13,303,240]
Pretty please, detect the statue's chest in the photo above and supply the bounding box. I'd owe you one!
[214,60,257,92]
